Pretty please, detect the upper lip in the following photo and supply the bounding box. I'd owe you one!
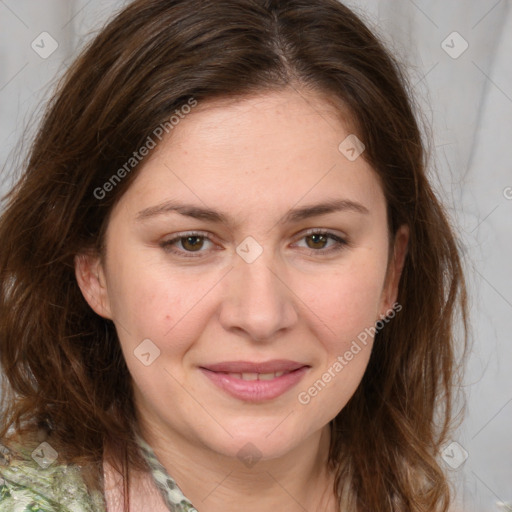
[200,360,308,373]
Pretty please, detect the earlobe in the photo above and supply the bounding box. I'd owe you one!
[380,224,409,316]
[74,252,113,320]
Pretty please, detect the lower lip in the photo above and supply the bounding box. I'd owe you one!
[199,367,309,402]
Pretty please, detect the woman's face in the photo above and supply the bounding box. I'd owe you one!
[77,89,408,462]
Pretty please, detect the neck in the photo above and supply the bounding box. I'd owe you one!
[139,422,337,512]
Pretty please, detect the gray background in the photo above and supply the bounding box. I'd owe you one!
[1,1,511,510]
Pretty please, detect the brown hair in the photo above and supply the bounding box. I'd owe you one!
[0,0,468,510]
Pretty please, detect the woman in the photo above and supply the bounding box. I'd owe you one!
[0,0,468,510]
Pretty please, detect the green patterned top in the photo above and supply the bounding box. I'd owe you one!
[0,434,198,511]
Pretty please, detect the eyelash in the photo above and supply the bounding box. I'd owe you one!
[159,229,348,258]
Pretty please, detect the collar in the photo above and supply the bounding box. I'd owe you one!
[134,433,198,512]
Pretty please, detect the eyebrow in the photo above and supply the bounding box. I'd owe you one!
[135,198,369,225]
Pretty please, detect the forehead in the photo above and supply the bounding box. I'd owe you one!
[115,88,385,221]
[167,88,357,150]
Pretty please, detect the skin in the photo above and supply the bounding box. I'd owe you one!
[76,87,409,511]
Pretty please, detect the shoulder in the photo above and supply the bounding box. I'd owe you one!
[0,436,106,512]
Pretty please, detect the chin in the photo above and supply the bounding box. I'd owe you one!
[197,418,315,462]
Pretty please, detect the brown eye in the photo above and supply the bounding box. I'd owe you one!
[305,233,330,250]
[160,232,215,257]
[180,235,205,252]
[294,230,348,256]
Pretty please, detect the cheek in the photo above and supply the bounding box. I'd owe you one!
[105,252,217,364]
[105,241,178,328]
[303,260,386,341]
[294,252,386,409]
[296,334,372,421]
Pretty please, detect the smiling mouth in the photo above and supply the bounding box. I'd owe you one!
[199,365,310,402]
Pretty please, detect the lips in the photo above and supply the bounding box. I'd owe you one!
[199,360,310,402]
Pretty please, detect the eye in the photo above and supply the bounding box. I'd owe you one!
[160,231,215,257]
[293,229,348,256]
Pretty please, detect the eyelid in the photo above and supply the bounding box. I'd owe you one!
[296,227,348,241]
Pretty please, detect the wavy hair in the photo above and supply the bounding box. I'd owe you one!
[0,0,468,510]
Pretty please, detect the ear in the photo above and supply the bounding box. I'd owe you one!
[379,224,409,317]
[74,251,113,320]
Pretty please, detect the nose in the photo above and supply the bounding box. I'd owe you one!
[218,247,298,342]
